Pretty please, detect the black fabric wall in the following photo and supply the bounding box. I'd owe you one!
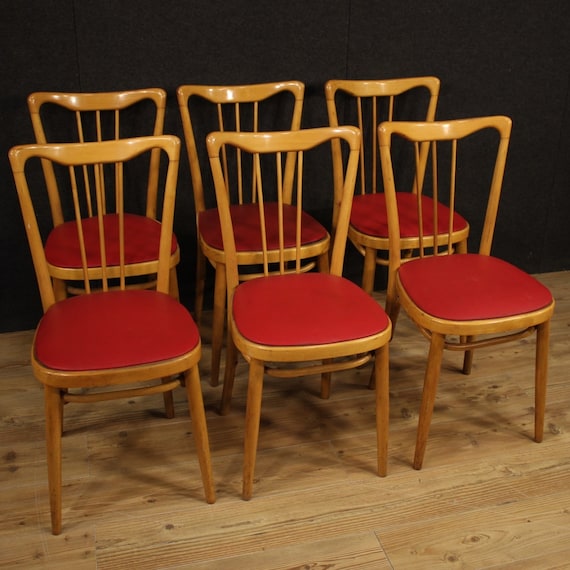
[1,1,569,332]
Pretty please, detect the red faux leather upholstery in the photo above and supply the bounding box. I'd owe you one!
[350,192,468,238]
[233,272,390,346]
[45,213,178,268]
[398,253,553,321]
[34,290,199,371]
[199,203,328,252]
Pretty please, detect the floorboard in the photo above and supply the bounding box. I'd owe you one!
[0,271,568,569]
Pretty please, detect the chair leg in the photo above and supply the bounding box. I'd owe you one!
[53,278,67,302]
[219,329,239,416]
[317,250,330,273]
[461,336,475,374]
[413,333,445,470]
[362,247,376,295]
[44,385,64,535]
[534,320,551,443]
[385,295,401,334]
[169,267,180,301]
[161,379,176,419]
[242,359,265,501]
[210,263,226,387]
[185,366,216,504]
[320,371,332,399]
[375,343,390,477]
[194,246,206,324]
[385,270,400,334]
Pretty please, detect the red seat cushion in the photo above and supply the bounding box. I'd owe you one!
[45,213,178,268]
[350,192,468,238]
[34,290,199,371]
[232,273,390,346]
[398,254,553,321]
[199,203,328,252]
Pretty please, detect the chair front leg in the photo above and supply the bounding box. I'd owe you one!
[44,385,64,535]
[375,343,390,477]
[242,359,265,501]
[413,332,445,470]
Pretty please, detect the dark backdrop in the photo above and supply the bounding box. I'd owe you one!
[1,1,569,332]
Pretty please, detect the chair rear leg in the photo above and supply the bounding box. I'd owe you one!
[185,366,216,504]
[362,247,377,295]
[320,366,332,399]
[210,263,226,387]
[194,246,206,324]
[413,333,445,470]
[219,330,239,415]
[462,336,475,374]
[161,379,176,419]
[53,278,67,302]
[169,267,180,301]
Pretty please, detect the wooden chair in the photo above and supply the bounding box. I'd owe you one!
[207,126,392,500]
[27,88,180,300]
[325,77,469,308]
[177,81,330,386]
[9,135,215,535]
[379,116,555,469]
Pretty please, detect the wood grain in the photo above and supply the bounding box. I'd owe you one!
[1,271,568,568]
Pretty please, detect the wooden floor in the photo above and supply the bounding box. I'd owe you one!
[1,271,569,569]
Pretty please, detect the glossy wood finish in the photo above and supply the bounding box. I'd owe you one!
[27,89,180,299]
[325,77,469,296]
[1,271,568,568]
[207,126,392,499]
[379,116,555,470]
[177,82,328,387]
[9,136,215,535]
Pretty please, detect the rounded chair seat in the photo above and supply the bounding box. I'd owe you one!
[199,203,328,252]
[34,289,199,371]
[232,272,390,346]
[350,192,468,238]
[45,213,178,268]
[398,253,553,321]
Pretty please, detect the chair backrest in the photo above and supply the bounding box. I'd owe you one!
[9,135,181,312]
[378,115,512,282]
[206,126,361,292]
[325,77,439,219]
[177,81,305,213]
[27,89,167,223]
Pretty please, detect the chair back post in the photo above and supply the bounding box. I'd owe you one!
[329,129,361,276]
[177,81,305,216]
[325,76,440,230]
[479,118,512,255]
[378,116,513,285]
[27,89,167,223]
[206,125,361,296]
[10,135,181,309]
[9,150,56,312]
